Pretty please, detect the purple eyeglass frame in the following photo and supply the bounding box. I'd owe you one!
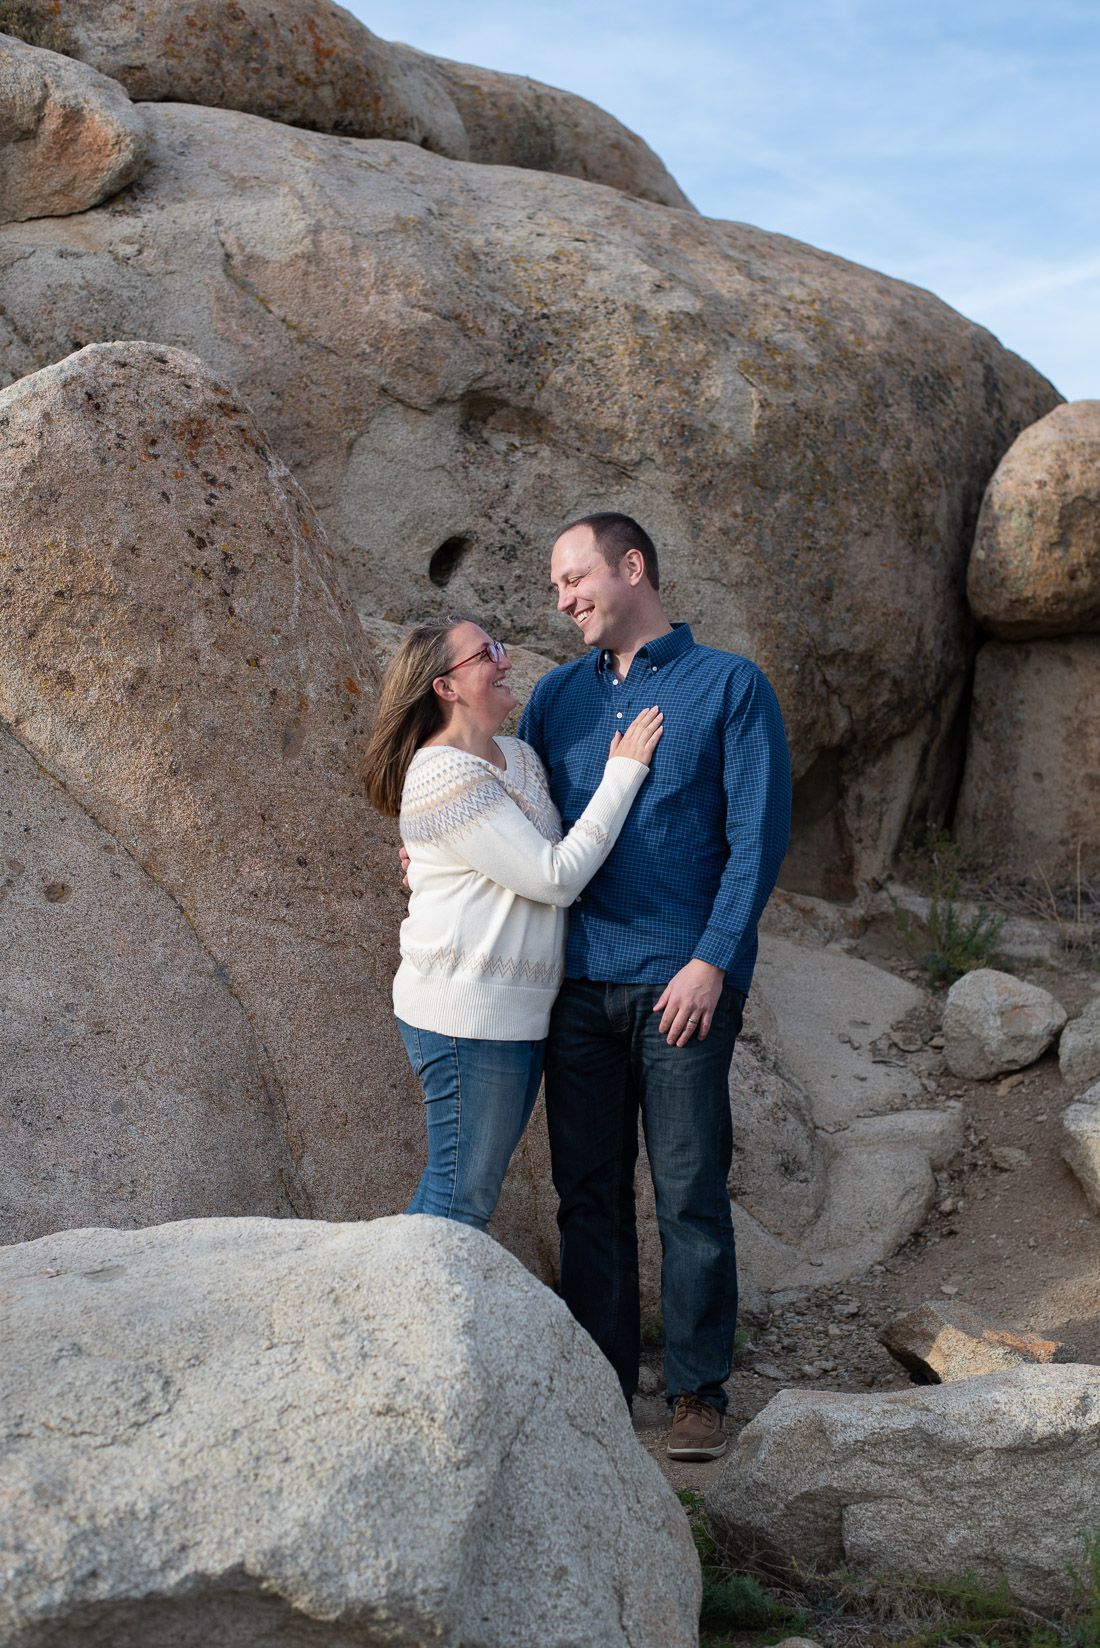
[448,639,508,672]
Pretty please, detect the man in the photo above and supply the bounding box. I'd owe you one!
[518,512,790,1461]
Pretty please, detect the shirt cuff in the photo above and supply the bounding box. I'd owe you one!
[693,925,739,973]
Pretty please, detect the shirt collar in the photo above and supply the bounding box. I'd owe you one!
[597,621,694,675]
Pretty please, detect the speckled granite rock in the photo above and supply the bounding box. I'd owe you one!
[0,1215,700,1647]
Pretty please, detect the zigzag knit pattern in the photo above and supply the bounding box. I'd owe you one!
[401,944,562,987]
[401,743,562,847]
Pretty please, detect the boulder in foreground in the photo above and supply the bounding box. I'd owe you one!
[0,1216,699,1648]
[0,30,146,221]
[705,1368,1100,1608]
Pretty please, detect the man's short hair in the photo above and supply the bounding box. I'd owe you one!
[563,512,659,591]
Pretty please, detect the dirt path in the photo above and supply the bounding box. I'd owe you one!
[634,925,1100,1492]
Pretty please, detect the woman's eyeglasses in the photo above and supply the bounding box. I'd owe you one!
[448,639,508,672]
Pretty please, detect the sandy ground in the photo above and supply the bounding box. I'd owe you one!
[634,916,1100,1492]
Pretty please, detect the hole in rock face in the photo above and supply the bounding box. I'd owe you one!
[429,536,472,588]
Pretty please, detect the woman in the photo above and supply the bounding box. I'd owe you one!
[363,617,662,1231]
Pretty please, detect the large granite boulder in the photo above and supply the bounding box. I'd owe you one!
[0,1215,699,1647]
[954,639,1100,883]
[0,102,1058,892]
[968,401,1100,638]
[0,0,689,205]
[0,724,300,1237]
[705,1368,1100,1609]
[0,341,419,1230]
[0,29,146,222]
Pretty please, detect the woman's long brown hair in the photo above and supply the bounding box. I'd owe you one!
[362,621,460,817]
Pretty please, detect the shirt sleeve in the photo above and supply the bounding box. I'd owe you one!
[692,667,792,973]
[431,753,650,907]
[516,678,545,761]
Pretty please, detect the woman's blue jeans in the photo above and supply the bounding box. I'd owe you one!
[396,1019,543,1231]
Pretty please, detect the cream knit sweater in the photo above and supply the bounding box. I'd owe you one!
[393,735,648,1040]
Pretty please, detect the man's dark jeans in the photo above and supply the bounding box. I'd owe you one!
[545,977,744,1412]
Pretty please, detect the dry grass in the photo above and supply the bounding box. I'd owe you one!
[682,1492,1100,1648]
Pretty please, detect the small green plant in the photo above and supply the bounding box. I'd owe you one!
[640,1311,664,1349]
[678,1491,807,1646]
[892,829,1004,987]
[700,1571,804,1634]
[922,889,1005,987]
[1068,1534,1100,1648]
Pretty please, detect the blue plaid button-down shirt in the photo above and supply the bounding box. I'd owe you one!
[517,623,791,995]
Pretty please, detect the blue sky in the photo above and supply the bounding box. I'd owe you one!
[345,1,1098,401]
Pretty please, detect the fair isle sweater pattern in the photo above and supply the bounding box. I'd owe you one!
[400,738,562,848]
[400,943,561,987]
[393,736,649,1040]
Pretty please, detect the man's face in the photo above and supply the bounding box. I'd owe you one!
[550,525,636,652]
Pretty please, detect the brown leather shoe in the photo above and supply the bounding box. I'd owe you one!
[666,1393,727,1460]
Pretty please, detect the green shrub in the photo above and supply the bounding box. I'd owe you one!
[892,830,1004,987]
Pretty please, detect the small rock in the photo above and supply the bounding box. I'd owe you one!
[940,1284,960,1296]
[879,1299,1067,1382]
[833,1300,860,1318]
[637,1364,662,1396]
[1062,1102,1100,1213]
[929,1034,946,1049]
[753,1361,788,1381]
[997,1073,1027,1096]
[1059,997,1100,1092]
[943,969,1067,1080]
[992,1146,1031,1172]
[768,1290,809,1310]
[891,1030,924,1053]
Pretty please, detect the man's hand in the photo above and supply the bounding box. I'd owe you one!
[399,845,411,891]
[653,959,725,1047]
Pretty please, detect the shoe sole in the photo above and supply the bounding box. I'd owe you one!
[666,1439,728,1460]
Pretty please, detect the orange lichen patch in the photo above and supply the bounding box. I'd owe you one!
[174,415,214,462]
[343,677,361,695]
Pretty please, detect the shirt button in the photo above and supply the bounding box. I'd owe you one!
[650,666,657,672]
[616,712,623,719]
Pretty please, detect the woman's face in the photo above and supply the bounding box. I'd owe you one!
[441,621,516,726]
